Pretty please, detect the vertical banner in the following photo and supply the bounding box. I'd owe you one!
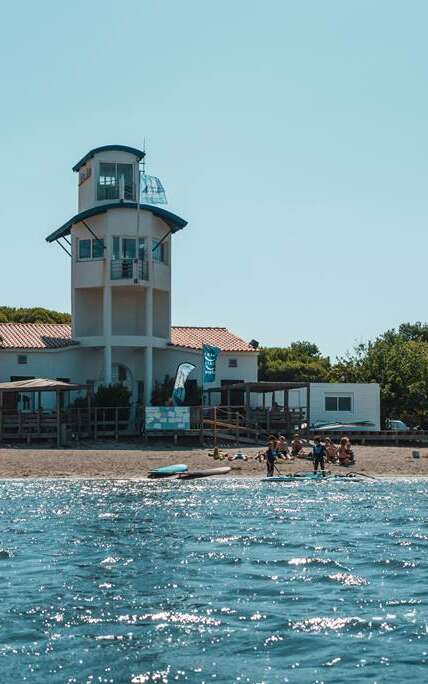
[203,344,221,384]
[172,362,196,406]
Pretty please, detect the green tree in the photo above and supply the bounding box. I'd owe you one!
[0,306,71,323]
[331,328,428,426]
[258,342,331,383]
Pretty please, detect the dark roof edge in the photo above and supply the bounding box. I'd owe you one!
[45,202,188,243]
[72,145,145,172]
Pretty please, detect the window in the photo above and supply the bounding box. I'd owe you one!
[18,355,27,365]
[97,162,134,200]
[112,236,145,261]
[325,395,352,411]
[228,359,238,368]
[152,239,167,264]
[78,238,104,260]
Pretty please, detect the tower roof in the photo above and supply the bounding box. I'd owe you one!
[45,202,188,243]
[72,145,146,172]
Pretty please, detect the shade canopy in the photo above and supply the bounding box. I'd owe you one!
[204,381,310,394]
[0,378,86,392]
[45,202,188,243]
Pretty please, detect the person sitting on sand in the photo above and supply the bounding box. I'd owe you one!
[324,437,338,464]
[264,438,279,477]
[277,436,293,461]
[337,437,355,466]
[290,434,305,458]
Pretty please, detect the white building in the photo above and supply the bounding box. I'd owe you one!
[0,144,258,408]
[0,144,380,431]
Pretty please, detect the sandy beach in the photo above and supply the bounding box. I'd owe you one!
[0,442,427,478]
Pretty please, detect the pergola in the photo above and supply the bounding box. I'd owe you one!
[0,378,88,446]
[203,381,311,421]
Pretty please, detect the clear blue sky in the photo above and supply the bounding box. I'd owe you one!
[1,0,427,359]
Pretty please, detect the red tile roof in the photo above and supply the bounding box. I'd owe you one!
[0,323,77,350]
[0,323,256,353]
[170,327,255,352]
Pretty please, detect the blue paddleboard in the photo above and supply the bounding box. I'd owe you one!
[148,464,188,478]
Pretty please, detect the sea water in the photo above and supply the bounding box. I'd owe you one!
[0,479,427,683]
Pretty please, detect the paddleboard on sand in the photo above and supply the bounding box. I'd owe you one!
[178,467,231,480]
[148,464,188,478]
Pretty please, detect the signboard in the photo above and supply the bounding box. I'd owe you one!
[145,406,191,431]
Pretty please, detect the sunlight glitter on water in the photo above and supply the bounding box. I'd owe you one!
[0,478,427,682]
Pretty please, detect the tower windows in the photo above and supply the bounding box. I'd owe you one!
[97,162,135,201]
[78,238,105,260]
[152,239,167,264]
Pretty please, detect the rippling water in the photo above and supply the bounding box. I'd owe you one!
[0,478,427,683]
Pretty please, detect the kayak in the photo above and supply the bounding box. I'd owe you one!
[148,464,188,478]
[178,467,231,480]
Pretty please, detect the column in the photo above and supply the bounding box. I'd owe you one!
[103,285,112,384]
[144,346,153,406]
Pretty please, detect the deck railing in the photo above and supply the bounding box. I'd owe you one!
[110,258,148,281]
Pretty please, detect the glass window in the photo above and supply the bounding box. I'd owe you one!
[122,238,137,259]
[97,162,134,200]
[78,239,91,260]
[138,238,145,261]
[325,397,338,411]
[18,355,28,365]
[113,237,120,260]
[92,239,104,259]
[152,239,166,263]
[228,359,238,368]
[338,396,352,411]
[325,396,352,411]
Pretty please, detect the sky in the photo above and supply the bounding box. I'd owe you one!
[0,0,427,360]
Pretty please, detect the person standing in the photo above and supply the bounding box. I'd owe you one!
[312,437,326,476]
[265,437,279,477]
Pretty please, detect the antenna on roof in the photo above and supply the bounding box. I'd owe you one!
[142,137,146,174]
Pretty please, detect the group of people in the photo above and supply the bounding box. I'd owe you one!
[260,433,355,477]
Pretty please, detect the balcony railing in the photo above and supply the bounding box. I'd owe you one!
[97,182,136,201]
[111,258,148,281]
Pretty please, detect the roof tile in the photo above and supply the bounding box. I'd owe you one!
[0,323,255,353]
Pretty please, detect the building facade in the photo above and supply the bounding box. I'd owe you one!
[0,145,258,407]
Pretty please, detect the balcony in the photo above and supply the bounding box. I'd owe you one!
[97,182,136,202]
[111,258,148,281]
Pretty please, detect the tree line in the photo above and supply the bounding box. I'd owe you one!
[260,322,428,427]
[0,307,71,324]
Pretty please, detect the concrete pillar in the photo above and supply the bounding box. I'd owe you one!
[103,285,112,384]
[145,287,153,336]
[144,346,153,406]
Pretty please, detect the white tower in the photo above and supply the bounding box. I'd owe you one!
[46,144,187,405]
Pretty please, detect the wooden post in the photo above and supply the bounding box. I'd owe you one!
[115,407,119,441]
[214,406,217,446]
[56,391,61,447]
[94,407,98,441]
[77,408,81,441]
[306,384,311,435]
[245,387,250,426]
[0,391,3,443]
[235,412,240,445]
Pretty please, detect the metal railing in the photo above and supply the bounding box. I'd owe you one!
[97,182,136,201]
[110,258,148,281]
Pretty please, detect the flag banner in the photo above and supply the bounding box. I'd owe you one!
[203,344,221,384]
[140,174,167,204]
[172,362,196,405]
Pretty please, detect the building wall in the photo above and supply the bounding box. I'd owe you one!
[287,383,380,430]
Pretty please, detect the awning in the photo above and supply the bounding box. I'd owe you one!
[45,202,188,243]
[0,378,86,392]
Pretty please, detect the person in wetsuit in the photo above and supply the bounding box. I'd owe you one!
[265,437,279,477]
[312,437,326,476]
